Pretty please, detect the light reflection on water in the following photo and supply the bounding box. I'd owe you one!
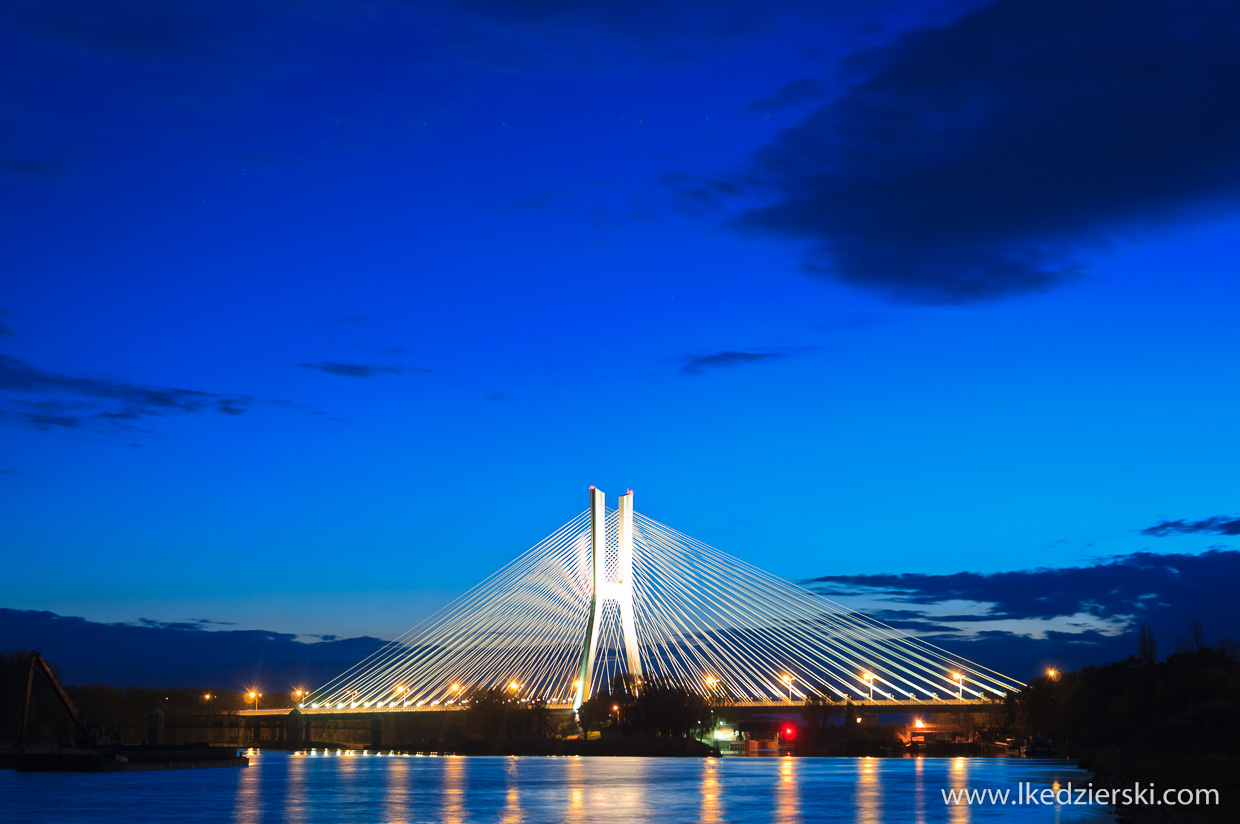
[3,751,1115,824]
[856,757,879,823]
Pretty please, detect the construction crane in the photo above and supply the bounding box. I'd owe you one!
[16,650,90,749]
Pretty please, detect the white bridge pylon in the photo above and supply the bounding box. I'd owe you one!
[577,487,642,709]
[307,488,1024,712]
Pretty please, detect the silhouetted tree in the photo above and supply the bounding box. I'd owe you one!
[1139,624,1158,665]
[1191,620,1205,652]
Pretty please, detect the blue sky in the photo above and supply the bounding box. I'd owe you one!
[2,0,1238,664]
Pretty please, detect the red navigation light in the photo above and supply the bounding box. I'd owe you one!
[589,485,596,490]
[783,725,797,741]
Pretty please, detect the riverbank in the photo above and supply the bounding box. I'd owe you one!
[284,735,720,757]
[1080,701,1240,824]
[1084,749,1236,824]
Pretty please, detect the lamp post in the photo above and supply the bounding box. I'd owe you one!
[780,674,793,702]
[863,672,874,700]
[612,703,621,729]
[952,673,963,699]
[249,691,261,711]
[705,676,718,698]
[451,684,462,703]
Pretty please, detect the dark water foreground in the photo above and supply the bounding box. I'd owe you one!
[1,750,1112,823]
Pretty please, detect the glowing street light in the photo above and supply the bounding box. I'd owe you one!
[780,674,794,702]
[952,673,963,699]
[914,718,925,729]
[1046,669,1058,681]
[248,690,261,711]
[862,672,874,700]
[705,676,718,696]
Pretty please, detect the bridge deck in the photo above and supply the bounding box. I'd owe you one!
[237,697,998,717]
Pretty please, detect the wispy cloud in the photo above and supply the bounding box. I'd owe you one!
[745,78,824,114]
[681,350,786,375]
[0,354,254,432]
[1143,516,1240,537]
[300,361,431,378]
[2,160,66,178]
[129,617,238,631]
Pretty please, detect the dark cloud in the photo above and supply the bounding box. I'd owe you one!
[681,350,785,375]
[300,361,430,378]
[1,160,66,178]
[0,353,254,432]
[730,0,1240,303]
[806,549,1240,623]
[808,549,1240,677]
[8,0,220,60]
[745,78,824,113]
[0,608,384,688]
[1143,516,1240,537]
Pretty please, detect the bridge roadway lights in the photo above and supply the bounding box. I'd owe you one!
[575,488,643,710]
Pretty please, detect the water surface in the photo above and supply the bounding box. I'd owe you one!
[2,750,1113,823]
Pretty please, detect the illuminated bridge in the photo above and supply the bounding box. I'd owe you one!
[299,489,1021,715]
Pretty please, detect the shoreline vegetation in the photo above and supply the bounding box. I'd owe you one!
[1006,627,1239,824]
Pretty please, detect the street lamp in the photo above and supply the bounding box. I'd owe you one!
[293,689,307,706]
[450,684,462,703]
[952,673,963,699]
[863,672,874,700]
[705,676,718,697]
[612,703,621,727]
[1046,669,1058,682]
[248,691,261,711]
[780,674,793,702]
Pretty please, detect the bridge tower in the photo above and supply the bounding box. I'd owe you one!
[574,487,643,709]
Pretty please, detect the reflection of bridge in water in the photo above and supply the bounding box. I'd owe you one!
[296,489,1020,716]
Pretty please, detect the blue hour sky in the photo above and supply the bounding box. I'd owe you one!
[3,0,1239,663]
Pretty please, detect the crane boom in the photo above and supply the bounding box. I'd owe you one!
[17,650,90,748]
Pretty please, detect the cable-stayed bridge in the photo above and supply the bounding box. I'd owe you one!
[302,489,1021,715]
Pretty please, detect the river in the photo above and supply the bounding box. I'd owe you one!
[2,750,1114,823]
